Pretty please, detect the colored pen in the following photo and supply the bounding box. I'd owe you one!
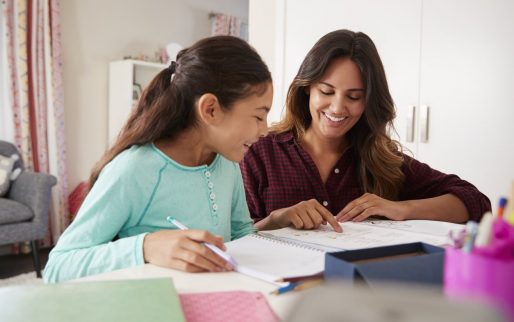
[166,216,238,267]
[270,278,323,295]
[475,212,494,247]
[497,197,508,219]
[277,272,324,283]
[462,220,478,253]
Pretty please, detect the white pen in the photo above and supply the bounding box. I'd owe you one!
[166,216,238,267]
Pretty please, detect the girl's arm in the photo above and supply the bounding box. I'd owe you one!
[230,165,257,240]
[43,174,145,283]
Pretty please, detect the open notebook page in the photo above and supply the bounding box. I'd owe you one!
[225,234,325,284]
[261,219,464,251]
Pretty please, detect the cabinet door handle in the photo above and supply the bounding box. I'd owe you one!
[420,105,429,143]
[406,105,415,142]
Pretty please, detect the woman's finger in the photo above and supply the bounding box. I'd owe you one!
[314,203,342,232]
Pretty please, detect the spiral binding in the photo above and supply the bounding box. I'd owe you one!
[251,233,326,253]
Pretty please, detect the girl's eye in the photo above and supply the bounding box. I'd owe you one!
[255,116,264,122]
[348,96,361,101]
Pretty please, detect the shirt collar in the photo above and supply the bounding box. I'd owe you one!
[272,131,296,144]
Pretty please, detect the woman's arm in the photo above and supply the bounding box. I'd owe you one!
[336,155,491,223]
[336,192,469,223]
[255,199,341,231]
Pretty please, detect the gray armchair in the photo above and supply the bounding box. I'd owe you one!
[0,140,57,277]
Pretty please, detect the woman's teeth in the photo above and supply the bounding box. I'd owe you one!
[324,112,346,122]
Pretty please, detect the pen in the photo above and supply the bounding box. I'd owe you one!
[277,272,324,283]
[462,220,478,253]
[497,197,508,219]
[166,216,238,267]
[475,212,493,247]
[270,278,323,295]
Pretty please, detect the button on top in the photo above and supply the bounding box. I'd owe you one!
[334,168,340,174]
[322,201,329,207]
[204,170,211,178]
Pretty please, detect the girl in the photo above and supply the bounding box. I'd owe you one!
[44,36,272,283]
[241,29,490,231]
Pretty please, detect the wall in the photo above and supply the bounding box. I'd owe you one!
[248,0,284,125]
[61,0,248,190]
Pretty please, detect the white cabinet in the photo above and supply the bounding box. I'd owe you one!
[416,0,514,207]
[250,0,514,205]
[108,60,166,144]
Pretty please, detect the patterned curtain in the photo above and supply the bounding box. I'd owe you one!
[210,13,248,41]
[1,0,69,251]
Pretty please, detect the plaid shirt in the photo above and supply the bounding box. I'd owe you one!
[240,131,490,223]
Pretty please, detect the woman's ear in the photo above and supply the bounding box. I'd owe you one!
[196,93,223,125]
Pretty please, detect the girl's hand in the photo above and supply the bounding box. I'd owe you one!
[266,199,342,232]
[142,230,233,273]
[336,193,410,222]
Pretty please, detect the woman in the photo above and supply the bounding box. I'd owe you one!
[241,29,490,231]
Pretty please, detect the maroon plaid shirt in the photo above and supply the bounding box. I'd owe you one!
[240,131,490,223]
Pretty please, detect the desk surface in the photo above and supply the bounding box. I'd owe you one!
[76,264,301,320]
[74,221,465,320]
[75,264,507,322]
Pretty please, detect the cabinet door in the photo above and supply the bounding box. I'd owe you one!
[283,0,422,153]
[418,0,514,204]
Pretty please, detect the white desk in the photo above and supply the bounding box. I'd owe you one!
[77,264,301,320]
[75,221,466,320]
[75,264,507,322]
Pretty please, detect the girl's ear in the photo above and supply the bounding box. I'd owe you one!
[197,93,223,125]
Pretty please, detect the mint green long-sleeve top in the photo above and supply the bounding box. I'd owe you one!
[44,144,256,283]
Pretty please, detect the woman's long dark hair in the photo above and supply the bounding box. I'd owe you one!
[89,36,271,188]
[272,29,404,199]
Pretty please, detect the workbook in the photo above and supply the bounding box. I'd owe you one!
[226,232,326,284]
[262,219,463,251]
[0,278,185,322]
[226,219,463,284]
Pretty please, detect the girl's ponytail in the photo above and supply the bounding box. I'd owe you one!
[89,36,271,189]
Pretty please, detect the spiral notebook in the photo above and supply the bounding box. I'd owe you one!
[261,219,462,251]
[225,220,462,284]
[225,233,326,284]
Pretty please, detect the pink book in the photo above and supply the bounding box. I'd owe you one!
[179,291,279,322]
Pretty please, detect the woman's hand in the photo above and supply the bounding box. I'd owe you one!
[257,199,342,232]
[142,229,233,273]
[336,193,411,222]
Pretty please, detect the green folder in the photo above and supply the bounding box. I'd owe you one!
[0,278,185,322]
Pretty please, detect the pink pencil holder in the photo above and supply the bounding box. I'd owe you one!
[444,247,514,321]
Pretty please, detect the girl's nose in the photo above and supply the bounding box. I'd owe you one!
[259,119,269,137]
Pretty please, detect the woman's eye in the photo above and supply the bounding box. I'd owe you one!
[255,116,264,121]
[320,90,333,95]
[348,96,361,101]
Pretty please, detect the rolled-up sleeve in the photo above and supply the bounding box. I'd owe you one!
[400,155,491,222]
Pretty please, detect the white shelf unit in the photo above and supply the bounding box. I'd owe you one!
[108,60,167,144]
